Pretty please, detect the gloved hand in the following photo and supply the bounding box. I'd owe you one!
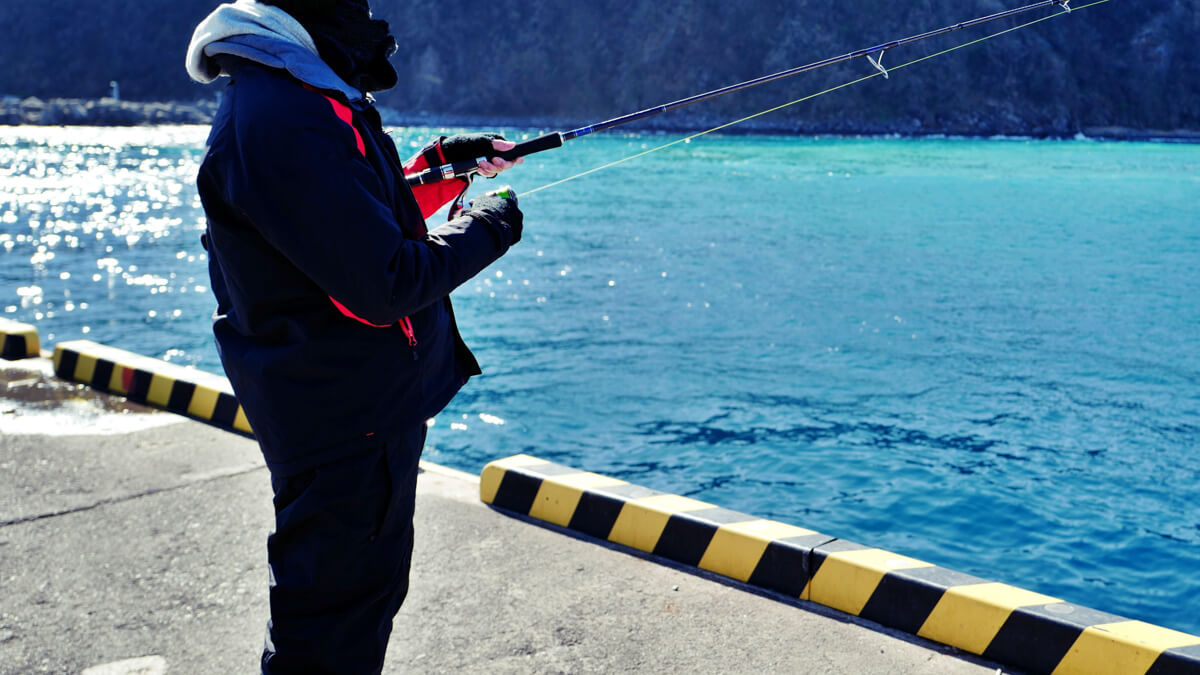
[441,133,509,163]
[440,133,522,178]
[468,186,523,245]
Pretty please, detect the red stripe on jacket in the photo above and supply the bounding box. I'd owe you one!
[316,93,366,156]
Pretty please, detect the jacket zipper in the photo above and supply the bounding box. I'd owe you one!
[400,316,419,360]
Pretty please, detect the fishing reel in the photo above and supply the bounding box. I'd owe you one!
[447,177,517,221]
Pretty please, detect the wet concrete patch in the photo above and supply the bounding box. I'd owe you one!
[1,358,180,436]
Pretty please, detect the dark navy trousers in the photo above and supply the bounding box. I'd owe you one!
[261,425,426,675]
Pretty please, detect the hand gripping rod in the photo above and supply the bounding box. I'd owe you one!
[405,0,1071,187]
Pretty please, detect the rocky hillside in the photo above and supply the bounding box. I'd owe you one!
[1,0,1193,136]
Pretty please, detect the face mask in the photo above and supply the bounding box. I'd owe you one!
[306,0,399,92]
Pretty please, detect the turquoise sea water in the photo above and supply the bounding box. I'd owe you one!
[2,126,1198,635]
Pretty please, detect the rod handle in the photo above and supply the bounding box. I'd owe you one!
[492,132,565,162]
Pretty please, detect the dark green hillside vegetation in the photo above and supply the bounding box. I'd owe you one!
[0,0,1194,135]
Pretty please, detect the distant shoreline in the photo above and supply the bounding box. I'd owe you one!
[3,96,1198,144]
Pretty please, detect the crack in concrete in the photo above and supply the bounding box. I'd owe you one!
[0,464,265,528]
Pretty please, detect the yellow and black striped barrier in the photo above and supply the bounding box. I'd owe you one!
[0,317,41,360]
[53,340,252,437]
[480,454,1200,675]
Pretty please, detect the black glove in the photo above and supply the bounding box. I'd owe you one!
[468,187,523,246]
[441,133,508,164]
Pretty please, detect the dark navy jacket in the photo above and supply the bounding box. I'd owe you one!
[197,62,516,475]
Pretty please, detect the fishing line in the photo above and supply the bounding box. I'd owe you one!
[412,0,1084,191]
[518,0,1108,199]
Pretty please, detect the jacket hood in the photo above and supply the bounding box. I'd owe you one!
[186,0,365,103]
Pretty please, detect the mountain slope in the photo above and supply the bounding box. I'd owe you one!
[0,0,1192,135]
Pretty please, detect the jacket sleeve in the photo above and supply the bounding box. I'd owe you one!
[225,97,516,326]
[404,138,471,219]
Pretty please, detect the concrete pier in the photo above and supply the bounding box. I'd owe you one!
[0,356,1005,673]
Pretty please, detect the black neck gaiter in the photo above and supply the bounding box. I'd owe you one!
[296,0,399,93]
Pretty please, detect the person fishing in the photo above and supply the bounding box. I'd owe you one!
[185,0,523,672]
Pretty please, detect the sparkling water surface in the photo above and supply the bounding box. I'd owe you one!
[2,125,1198,635]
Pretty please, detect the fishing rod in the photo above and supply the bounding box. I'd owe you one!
[405,0,1073,188]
